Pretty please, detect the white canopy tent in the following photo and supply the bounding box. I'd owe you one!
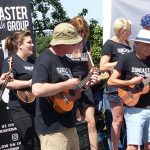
[103,0,150,43]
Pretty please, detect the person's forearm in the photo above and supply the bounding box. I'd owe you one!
[107,78,132,88]
[32,81,69,97]
[6,80,31,89]
[100,62,117,71]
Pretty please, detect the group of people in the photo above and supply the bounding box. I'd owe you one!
[1,16,99,150]
[100,14,150,150]
[0,14,150,150]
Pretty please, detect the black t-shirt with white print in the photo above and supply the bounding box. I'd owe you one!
[102,39,133,62]
[66,41,95,107]
[32,49,76,134]
[102,39,133,93]
[2,53,35,109]
[66,41,89,79]
[115,52,150,108]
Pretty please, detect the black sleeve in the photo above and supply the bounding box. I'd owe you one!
[2,58,9,73]
[32,63,50,84]
[86,41,91,51]
[102,40,112,56]
[83,41,91,52]
[0,50,4,75]
[115,55,126,73]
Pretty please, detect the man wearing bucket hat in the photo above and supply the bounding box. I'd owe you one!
[32,23,98,150]
[107,29,150,150]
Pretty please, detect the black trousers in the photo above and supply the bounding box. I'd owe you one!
[8,106,40,150]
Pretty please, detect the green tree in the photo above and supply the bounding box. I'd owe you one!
[30,0,69,36]
[89,19,103,66]
[35,35,52,57]
[31,0,103,63]
[31,0,89,36]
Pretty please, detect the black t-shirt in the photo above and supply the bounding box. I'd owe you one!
[2,54,35,110]
[103,39,133,93]
[102,39,133,62]
[66,41,95,107]
[115,52,150,108]
[2,54,35,101]
[66,41,89,79]
[32,49,76,134]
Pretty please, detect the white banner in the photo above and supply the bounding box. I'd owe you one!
[103,0,150,43]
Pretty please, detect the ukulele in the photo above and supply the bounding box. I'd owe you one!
[17,88,35,103]
[118,76,150,106]
[48,68,109,113]
[0,57,13,101]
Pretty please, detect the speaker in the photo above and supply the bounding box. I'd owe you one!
[76,121,90,150]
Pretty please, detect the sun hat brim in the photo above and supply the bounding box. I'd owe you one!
[130,29,150,44]
[130,38,150,44]
[50,35,82,46]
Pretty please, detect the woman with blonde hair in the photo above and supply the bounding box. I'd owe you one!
[100,17,133,150]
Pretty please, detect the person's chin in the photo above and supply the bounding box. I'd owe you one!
[28,52,33,56]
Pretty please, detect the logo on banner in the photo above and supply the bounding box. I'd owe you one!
[12,133,19,141]
[0,6,29,31]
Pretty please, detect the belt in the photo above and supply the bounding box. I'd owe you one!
[104,91,118,95]
[126,106,150,109]
[145,106,150,109]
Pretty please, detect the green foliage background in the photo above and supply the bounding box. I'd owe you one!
[31,0,103,66]
[36,35,52,57]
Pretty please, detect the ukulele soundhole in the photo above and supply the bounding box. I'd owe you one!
[25,96,28,102]
[135,83,144,92]
[25,92,29,103]
[69,90,75,96]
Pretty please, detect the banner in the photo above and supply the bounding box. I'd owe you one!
[0,0,34,103]
[0,101,21,150]
[103,0,150,43]
[0,0,33,72]
[0,0,33,149]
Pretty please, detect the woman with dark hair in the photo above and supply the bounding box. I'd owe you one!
[2,30,40,150]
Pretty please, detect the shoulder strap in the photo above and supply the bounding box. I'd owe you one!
[87,52,94,67]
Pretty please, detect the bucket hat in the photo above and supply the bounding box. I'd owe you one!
[130,29,150,44]
[50,23,82,46]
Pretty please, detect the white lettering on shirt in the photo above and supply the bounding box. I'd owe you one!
[24,66,34,71]
[56,67,72,78]
[117,48,133,54]
[131,67,150,77]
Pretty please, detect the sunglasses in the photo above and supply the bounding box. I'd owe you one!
[78,29,84,34]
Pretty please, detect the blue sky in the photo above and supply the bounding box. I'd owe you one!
[60,0,103,26]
